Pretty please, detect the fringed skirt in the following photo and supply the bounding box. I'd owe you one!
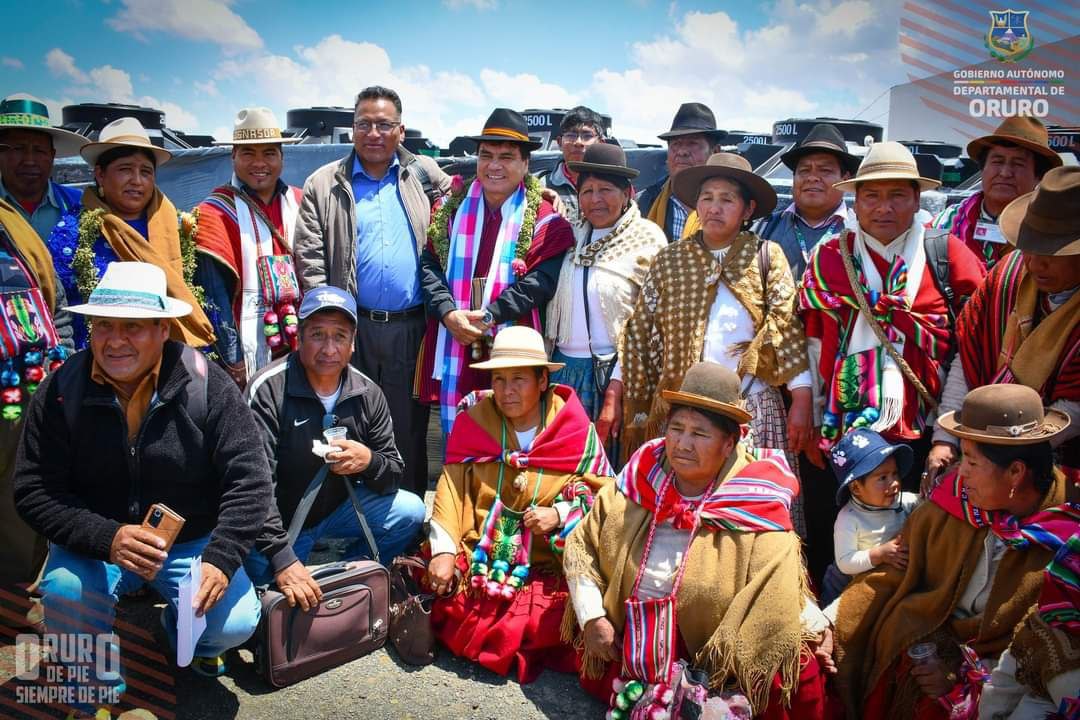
[743,385,806,538]
[431,552,578,684]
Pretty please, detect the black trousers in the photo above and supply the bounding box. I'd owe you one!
[352,312,431,497]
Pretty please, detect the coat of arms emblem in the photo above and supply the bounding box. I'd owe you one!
[986,10,1034,62]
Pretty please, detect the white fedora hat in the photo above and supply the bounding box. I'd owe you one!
[213,107,301,146]
[470,326,564,372]
[80,117,171,168]
[67,262,192,319]
[833,141,941,192]
[0,93,88,158]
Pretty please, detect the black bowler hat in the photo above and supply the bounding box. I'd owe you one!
[780,123,861,175]
[657,102,726,143]
[467,108,543,151]
[566,142,639,179]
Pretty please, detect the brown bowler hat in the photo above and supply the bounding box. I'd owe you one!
[999,166,1080,256]
[661,362,752,425]
[566,142,639,179]
[937,384,1069,446]
[966,116,1062,171]
[672,152,777,220]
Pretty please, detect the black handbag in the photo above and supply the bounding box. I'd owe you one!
[582,264,617,396]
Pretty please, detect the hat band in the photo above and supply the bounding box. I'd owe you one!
[970,419,1041,438]
[488,347,550,363]
[99,133,155,147]
[0,98,50,126]
[86,287,167,312]
[483,127,530,143]
[233,127,284,141]
[858,161,919,177]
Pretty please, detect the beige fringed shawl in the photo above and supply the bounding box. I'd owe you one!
[619,231,808,459]
[561,445,809,712]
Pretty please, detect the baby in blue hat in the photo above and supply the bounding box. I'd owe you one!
[820,428,920,605]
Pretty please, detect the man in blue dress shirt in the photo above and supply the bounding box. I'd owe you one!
[294,86,451,497]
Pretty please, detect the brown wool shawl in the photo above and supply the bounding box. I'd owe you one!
[619,231,808,458]
[562,445,808,713]
[834,471,1069,720]
[81,188,215,348]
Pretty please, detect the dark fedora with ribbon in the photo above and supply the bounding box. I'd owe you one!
[999,166,1080,256]
[467,108,543,151]
[656,102,726,144]
[780,123,861,175]
[0,93,88,157]
[566,142,639,179]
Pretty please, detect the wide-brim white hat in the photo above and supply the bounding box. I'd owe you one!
[81,117,172,168]
[0,93,88,158]
[212,106,301,146]
[833,141,941,192]
[470,326,564,371]
[67,261,192,319]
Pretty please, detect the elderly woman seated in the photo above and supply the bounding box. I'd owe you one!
[563,361,830,719]
[835,384,1080,719]
[424,326,613,682]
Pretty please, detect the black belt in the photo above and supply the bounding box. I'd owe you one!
[356,304,425,323]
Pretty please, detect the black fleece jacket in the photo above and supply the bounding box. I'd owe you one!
[13,341,272,579]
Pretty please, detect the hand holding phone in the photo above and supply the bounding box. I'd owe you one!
[142,503,185,554]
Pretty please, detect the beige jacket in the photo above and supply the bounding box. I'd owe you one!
[293,147,451,293]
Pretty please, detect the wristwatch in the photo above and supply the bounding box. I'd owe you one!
[481,309,494,328]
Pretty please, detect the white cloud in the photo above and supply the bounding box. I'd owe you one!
[88,65,134,101]
[479,70,579,110]
[106,0,262,52]
[2,57,24,70]
[45,48,88,83]
[194,79,219,97]
[442,0,497,9]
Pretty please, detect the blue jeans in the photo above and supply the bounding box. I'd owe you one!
[39,535,260,710]
[245,486,426,585]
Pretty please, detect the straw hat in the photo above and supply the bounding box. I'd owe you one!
[566,142,639,179]
[212,107,301,146]
[936,384,1069,446]
[469,326,564,372]
[966,116,1062,171]
[671,152,777,219]
[66,262,192,319]
[80,117,171,168]
[0,93,88,157]
[833,141,941,192]
[661,362,752,425]
[999,166,1080,256]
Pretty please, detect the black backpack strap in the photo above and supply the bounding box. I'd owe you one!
[924,228,956,322]
[178,345,209,430]
[55,350,92,433]
[407,158,438,206]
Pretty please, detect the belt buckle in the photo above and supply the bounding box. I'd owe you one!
[370,309,390,323]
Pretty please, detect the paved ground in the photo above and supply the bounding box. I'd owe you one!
[0,418,606,719]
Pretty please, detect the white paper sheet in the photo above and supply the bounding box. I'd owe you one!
[176,555,208,667]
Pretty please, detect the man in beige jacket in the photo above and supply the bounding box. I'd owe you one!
[293,85,451,498]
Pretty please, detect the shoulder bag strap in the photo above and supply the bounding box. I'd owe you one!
[837,236,938,410]
[285,465,381,564]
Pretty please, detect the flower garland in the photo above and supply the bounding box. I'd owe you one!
[71,207,205,308]
[427,173,541,277]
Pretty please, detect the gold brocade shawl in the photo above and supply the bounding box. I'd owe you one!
[1001,271,1080,392]
[0,198,58,310]
[562,445,808,713]
[81,188,215,347]
[834,471,1069,720]
[619,231,808,459]
[430,389,611,574]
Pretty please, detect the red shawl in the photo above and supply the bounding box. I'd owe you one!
[417,199,574,404]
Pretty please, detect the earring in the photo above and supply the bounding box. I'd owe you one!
[1009,487,1016,499]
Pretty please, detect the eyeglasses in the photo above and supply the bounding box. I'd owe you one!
[561,131,600,143]
[353,120,401,135]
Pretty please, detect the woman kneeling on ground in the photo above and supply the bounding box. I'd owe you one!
[425,326,613,682]
[563,361,831,719]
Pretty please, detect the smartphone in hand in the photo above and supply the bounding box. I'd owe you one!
[141,503,185,554]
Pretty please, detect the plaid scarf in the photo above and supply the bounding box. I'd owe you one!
[618,438,795,532]
[930,469,1080,633]
[433,179,528,431]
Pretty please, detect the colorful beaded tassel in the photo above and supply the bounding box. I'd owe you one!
[469,499,533,600]
[2,346,68,422]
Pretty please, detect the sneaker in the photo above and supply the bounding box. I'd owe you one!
[190,654,227,677]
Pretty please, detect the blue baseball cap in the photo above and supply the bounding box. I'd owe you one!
[829,429,914,505]
[298,286,357,324]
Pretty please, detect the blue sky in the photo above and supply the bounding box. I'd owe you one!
[2,0,909,145]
